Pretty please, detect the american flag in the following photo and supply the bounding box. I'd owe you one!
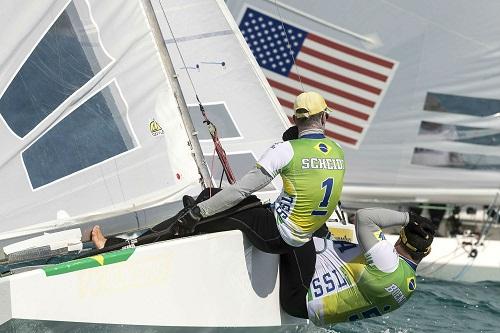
[239,8,398,148]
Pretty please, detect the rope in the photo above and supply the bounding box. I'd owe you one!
[273,0,305,92]
[158,0,236,185]
[196,96,236,184]
[158,0,198,95]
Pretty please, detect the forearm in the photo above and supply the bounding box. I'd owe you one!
[355,208,409,252]
[198,166,273,217]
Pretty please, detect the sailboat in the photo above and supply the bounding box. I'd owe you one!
[225,0,500,282]
[0,0,304,329]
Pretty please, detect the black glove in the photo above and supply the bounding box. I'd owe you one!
[407,212,437,238]
[182,195,196,208]
[176,205,202,236]
[282,126,299,141]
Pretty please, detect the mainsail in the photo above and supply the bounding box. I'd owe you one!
[0,0,206,242]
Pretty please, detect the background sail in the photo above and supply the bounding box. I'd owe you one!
[150,0,290,200]
[0,0,202,236]
[227,0,500,205]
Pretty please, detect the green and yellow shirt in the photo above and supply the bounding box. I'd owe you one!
[258,134,345,246]
[307,237,417,326]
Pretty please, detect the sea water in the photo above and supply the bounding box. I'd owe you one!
[331,278,499,333]
[2,277,498,332]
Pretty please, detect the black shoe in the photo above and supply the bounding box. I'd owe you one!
[176,206,202,236]
[182,195,196,208]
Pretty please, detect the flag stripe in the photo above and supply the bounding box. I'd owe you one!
[289,72,376,107]
[299,52,385,88]
[268,77,301,95]
[293,65,379,101]
[325,120,359,143]
[330,102,370,121]
[304,39,394,76]
[325,128,357,145]
[277,97,294,110]
[268,77,370,121]
[266,71,374,119]
[301,46,388,82]
[295,59,382,95]
[329,117,363,133]
[308,33,395,69]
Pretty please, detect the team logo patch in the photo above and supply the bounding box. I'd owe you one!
[373,230,386,240]
[149,119,164,136]
[314,142,330,155]
[407,277,416,291]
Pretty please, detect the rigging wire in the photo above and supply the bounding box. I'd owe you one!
[158,1,198,95]
[273,0,304,92]
[157,0,236,185]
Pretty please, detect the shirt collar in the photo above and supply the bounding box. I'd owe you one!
[299,129,324,139]
[399,255,418,271]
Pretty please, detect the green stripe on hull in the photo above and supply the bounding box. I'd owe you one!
[43,248,135,276]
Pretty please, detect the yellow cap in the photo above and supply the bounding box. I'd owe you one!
[293,91,332,118]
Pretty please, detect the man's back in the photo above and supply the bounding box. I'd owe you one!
[258,134,345,246]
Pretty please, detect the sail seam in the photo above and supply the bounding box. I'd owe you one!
[164,30,233,44]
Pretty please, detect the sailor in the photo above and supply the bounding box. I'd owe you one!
[91,91,345,253]
[280,208,436,325]
[174,91,345,253]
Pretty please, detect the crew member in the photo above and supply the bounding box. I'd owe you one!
[93,91,345,254]
[280,208,436,325]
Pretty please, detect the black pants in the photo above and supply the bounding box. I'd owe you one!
[279,240,316,319]
[193,188,296,254]
[104,188,295,253]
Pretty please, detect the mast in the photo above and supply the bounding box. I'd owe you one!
[141,0,212,188]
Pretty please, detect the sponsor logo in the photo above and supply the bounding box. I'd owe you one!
[149,119,164,136]
[331,234,353,242]
[373,230,386,240]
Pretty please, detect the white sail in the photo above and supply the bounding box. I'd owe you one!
[226,0,500,205]
[151,0,290,201]
[0,0,204,239]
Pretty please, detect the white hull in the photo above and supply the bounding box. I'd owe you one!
[0,231,305,328]
[386,234,500,283]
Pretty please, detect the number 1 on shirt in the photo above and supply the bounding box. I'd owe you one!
[312,178,333,216]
